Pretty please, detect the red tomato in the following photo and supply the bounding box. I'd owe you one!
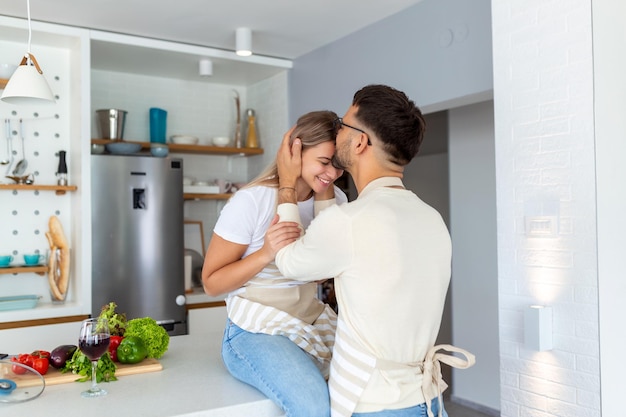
[11,356,28,375]
[17,353,34,368]
[32,357,49,375]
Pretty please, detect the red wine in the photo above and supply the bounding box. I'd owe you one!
[79,334,110,361]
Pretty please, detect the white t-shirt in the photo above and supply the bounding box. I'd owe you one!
[214,184,348,283]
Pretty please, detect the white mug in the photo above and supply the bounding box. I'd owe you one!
[216,179,232,193]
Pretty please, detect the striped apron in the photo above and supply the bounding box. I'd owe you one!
[329,318,476,417]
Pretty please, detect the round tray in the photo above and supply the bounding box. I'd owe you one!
[0,359,45,403]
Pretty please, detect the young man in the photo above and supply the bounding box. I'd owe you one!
[268,84,475,417]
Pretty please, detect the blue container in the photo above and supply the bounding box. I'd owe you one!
[149,107,167,143]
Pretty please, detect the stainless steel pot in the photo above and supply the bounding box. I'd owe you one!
[96,109,127,140]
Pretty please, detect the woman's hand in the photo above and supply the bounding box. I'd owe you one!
[258,214,302,263]
[276,126,301,188]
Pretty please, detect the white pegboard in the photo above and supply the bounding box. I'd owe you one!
[1,39,74,301]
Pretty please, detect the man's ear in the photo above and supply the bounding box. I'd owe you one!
[353,133,369,155]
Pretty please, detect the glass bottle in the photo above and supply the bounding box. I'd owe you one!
[245,109,259,148]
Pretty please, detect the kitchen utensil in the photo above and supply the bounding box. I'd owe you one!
[105,141,141,155]
[12,119,27,176]
[96,109,127,140]
[91,143,105,154]
[78,317,110,397]
[5,174,33,185]
[1,119,10,165]
[245,108,259,148]
[170,135,198,145]
[150,143,169,157]
[212,136,230,147]
[0,255,13,267]
[149,107,167,143]
[56,150,68,185]
[0,359,45,403]
[0,295,40,311]
[233,90,242,148]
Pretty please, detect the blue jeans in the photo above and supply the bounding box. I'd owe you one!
[352,397,448,417]
[221,320,330,417]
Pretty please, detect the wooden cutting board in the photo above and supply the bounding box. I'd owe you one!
[9,358,163,388]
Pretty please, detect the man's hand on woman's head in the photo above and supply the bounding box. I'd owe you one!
[276,126,301,188]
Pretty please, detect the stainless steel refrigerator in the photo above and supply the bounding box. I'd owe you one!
[91,154,187,335]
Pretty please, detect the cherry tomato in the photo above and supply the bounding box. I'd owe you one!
[11,356,28,375]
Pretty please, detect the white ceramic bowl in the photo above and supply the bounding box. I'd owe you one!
[170,135,199,145]
[150,143,169,157]
[212,136,231,147]
[0,63,17,79]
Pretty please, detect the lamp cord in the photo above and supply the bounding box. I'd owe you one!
[26,0,32,55]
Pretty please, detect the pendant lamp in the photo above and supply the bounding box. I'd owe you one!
[1,0,56,105]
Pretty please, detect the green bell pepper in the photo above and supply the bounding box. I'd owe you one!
[116,336,148,364]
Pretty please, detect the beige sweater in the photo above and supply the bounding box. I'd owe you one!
[276,177,453,414]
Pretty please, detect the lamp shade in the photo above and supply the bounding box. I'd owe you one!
[1,54,55,105]
[236,27,252,57]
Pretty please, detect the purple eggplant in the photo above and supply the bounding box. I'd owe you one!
[49,344,77,369]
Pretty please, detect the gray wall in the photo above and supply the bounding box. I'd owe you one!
[288,0,499,411]
[288,0,493,121]
[449,101,499,409]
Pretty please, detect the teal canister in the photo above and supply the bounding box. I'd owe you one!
[149,107,167,143]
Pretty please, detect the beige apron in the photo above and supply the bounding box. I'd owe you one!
[227,267,337,377]
[329,318,476,417]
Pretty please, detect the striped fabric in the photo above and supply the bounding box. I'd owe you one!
[227,288,337,377]
[329,319,476,417]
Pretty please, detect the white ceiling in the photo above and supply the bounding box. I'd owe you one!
[0,0,424,60]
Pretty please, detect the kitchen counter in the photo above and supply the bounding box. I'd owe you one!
[1,332,284,417]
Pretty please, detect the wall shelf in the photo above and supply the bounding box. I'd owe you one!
[0,78,8,89]
[184,193,232,201]
[91,139,263,156]
[0,265,47,276]
[0,184,78,195]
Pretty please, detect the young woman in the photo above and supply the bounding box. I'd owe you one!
[202,110,347,417]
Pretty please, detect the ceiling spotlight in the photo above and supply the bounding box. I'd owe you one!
[199,58,213,77]
[236,27,252,57]
[1,0,55,105]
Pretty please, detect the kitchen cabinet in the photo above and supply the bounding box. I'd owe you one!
[0,15,290,330]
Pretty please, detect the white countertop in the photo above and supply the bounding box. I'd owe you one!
[1,332,284,417]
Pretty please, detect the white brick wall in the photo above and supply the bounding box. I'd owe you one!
[491,1,599,416]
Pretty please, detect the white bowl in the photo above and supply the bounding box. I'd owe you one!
[212,136,231,147]
[106,142,142,155]
[0,63,17,79]
[170,135,199,145]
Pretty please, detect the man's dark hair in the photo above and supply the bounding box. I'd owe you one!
[353,84,426,165]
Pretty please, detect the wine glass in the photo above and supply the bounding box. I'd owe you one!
[78,317,111,397]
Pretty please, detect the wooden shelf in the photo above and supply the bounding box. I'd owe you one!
[0,184,78,195]
[0,265,47,275]
[92,139,264,156]
[184,193,232,201]
[0,78,8,89]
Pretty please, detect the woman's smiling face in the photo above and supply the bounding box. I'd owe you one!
[300,141,343,194]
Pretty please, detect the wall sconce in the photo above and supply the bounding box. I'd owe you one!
[524,305,553,351]
[199,58,213,77]
[236,27,252,57]
[0,0,55,105]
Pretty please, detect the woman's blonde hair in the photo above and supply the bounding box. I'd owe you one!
[244,110,338,189]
